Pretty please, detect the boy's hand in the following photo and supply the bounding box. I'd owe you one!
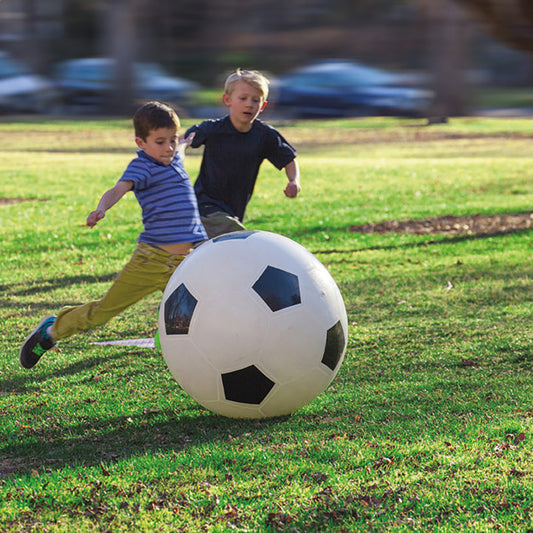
[284,180,301,198]
[86,209,105,228]
[177,132,196,158]
[178,131,195,147]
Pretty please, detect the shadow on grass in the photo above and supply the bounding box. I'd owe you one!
[303,225,533,256]
[1,347,295,478]
[2,353,528,481]
[1,352,127,395]
[0,273,118,298]
[0,394,292,479]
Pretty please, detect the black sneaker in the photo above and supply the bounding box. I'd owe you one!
[19,316,57,369]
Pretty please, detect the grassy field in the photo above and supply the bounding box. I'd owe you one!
[0,115,532,532]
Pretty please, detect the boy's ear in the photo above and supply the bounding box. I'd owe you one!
[134,136,145,149]
[222,93,231,106]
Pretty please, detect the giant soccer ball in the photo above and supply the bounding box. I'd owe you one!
[158,230,347,418]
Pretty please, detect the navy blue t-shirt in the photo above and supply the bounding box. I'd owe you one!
[185,116,297,221]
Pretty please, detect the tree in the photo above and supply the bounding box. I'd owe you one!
[456,0,533,54]
[100,0,142,114]
[422,0,473,117]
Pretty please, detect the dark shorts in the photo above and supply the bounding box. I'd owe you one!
[201,211,246,239]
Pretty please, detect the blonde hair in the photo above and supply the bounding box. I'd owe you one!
[224,69,269,100]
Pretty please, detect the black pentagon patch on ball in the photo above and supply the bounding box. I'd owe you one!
[213,230,257,243]
[252,266,301,312]
[164,283,197,335]
[321,320,346,371]
[222,365,275,404]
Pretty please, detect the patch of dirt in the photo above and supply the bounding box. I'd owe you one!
[0,458,26,479]
[0,197,49,205]
[349,213,533,236]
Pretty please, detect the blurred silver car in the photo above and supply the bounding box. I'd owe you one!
[54,58,199,112]
[0,51,58,113]
[270,59,434,118]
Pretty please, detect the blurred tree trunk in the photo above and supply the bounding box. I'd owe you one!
[100,0,140,115]
[423,0,472,118]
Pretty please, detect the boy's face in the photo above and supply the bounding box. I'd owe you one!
[135,127,178,166]
[223,80,267,131]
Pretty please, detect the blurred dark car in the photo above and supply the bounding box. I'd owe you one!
[54,58,199,112]
[0,51,58,113]
[270,60,433,118]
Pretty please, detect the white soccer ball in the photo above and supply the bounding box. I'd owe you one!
[158,230,348,419]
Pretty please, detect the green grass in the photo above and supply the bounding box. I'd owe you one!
[474,87,533,109]
[0,116,532,532]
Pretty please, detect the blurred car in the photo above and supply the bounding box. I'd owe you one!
[54,58,199,112]
[0,51,58,113]
[270,60,434,118]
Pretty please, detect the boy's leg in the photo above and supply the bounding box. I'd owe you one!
[20,243,185,368]
[52,242,185,339]
[201,211,246,239]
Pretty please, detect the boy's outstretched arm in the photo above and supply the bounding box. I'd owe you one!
[86,180,133,227]
[283,159,301,198]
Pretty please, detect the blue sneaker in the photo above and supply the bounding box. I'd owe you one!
[19,316,57,369]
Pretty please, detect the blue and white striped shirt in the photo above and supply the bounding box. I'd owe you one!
[119,150,207,245]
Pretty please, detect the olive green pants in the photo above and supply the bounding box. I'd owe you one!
[51,242,186,340]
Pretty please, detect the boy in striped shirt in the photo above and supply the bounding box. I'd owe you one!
[19,101,207,369]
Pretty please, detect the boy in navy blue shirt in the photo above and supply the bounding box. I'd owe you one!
[185,69,301,238]
[20,101,206,369]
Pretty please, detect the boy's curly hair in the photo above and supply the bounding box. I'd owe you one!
[224,69,269,100]
[133,101,180,140]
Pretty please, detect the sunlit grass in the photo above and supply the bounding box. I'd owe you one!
[0,117,532,532]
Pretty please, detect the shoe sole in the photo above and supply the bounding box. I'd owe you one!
[19,315,56,368]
